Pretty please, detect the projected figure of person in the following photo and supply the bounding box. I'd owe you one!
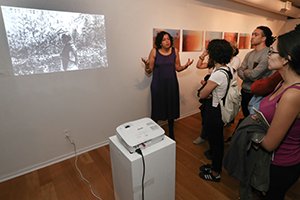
[60,33,78,71]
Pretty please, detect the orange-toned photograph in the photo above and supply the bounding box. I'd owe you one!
[238,33,251,49]
[205,31,222,49]
[224,32,238,45]
[182,30,204,52]
[153,28,180,50]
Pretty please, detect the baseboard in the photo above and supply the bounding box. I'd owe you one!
[0,111,200,183]
[179,109,200,119]
[0,140,109,183]
[153,109,200,126]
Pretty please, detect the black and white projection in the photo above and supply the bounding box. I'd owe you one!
[1,6,108,76]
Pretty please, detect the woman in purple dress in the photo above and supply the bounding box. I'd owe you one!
[142,31,193,140]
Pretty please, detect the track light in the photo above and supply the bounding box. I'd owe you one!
[280,1,292,12]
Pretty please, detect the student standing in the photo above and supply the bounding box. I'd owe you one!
[198,39,233,182]
[237,26,275,117]
[193,49,214,146]
[258,24,300,200]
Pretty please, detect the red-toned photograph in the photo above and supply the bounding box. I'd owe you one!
[204,31,222,49]
[182,30,204,52]
[238,33,251,49]
[224,32,238,45]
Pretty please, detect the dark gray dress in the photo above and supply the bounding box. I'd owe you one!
[151,48,179,121]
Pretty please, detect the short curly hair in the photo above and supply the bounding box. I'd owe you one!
[155,31,174,49]
[207,39,233,65]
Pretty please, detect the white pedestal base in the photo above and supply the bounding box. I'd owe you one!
[109,135,176,200]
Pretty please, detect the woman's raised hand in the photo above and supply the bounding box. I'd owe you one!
[185,58,194,68]
[141,57,149,66]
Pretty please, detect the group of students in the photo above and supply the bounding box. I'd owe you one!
[142,24,300,200]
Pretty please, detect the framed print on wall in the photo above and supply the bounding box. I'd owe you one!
[204,31,222,49]
[224,32,238,46]
[238,33,251,49]
[182,30,204,52]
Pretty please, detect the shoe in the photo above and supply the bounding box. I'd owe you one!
[199,164,211,173]
[199,171,221,182]
[193,137,205,144]
[204,150,212,160]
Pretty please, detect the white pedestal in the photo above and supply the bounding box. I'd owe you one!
[109,135,176,200]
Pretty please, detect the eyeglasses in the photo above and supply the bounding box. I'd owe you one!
[268,47,279,56]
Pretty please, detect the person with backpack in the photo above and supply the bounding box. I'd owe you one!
[193,50,215,160]
[193,49,214,146]
[198,39,233,182]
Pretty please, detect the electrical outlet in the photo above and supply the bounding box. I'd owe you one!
[64,129,74,144]
[64,129,73,143]
[64,129,70,137]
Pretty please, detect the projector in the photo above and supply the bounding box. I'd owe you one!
[116,117,165,153]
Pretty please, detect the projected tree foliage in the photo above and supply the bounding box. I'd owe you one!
[1,6,108,76]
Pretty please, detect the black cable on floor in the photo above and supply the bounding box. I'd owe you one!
[136,148,145,200]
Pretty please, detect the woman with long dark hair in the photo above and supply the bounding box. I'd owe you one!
[257,24,300,200]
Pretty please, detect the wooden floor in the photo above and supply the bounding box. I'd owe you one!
[0,112,299,200]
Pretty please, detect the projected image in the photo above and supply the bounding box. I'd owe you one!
[1,6,108,76]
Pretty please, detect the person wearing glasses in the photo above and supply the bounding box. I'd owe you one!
[256,24,300,200]
[237,26,276,118]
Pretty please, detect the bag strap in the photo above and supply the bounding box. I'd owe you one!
[276,82,300,103]
[216,66,233,104]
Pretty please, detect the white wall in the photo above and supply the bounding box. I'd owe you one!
[0,0,286,182]
[278,19,300,34]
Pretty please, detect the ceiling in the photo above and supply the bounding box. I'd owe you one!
[290,0,300,7]
[230,0,300,19]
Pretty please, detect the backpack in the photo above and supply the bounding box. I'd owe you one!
[217,67,241,124]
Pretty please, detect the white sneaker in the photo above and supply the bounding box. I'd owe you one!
[193,137,205,144]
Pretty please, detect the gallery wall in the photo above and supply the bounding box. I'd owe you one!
[0,0,287,182]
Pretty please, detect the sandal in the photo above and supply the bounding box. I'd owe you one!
[199,171,221,182]
[199,164,211,173]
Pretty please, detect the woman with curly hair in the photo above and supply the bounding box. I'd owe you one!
[198,39,233,182]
